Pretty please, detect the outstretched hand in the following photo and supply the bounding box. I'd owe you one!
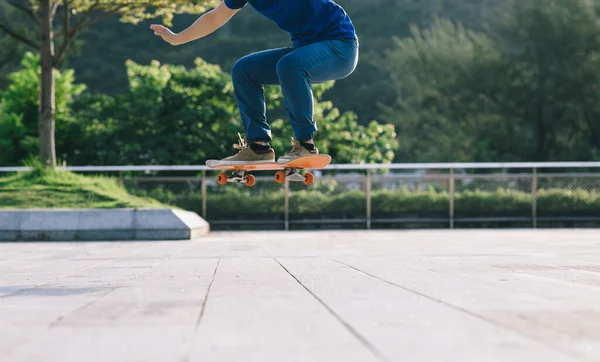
[150,24,181,46]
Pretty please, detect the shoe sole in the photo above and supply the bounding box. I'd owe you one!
[206,159,275,167]
[277,154,318,163]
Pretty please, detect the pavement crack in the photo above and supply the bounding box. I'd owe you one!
[273,257,390,362]
[181,257,221,362]
[195,258,221,327]
[333,259,585,361]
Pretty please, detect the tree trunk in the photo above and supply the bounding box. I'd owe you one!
[39,0,56,166]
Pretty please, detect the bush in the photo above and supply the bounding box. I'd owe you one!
[131,184,600,221]
[455,189,532,217]
[537,189,600,216]
[372,188,449,217]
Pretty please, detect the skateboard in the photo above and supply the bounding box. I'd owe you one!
[206,155,331,187]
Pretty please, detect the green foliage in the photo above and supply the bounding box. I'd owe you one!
[493,0,600,160]
[4,0,600,166]
[64,58,241,165]
[0,51,394,166]
[0,110,27,164]
[62,0,504,124]
[66,13,288,100]
[537,189,600,216]
[373,188,450,215]
[134,183,600,221]
[455,189,532,216]
[1,0,217,165]
[383,19,499,162]
[382,0,600,162]
[21,155,56,178]
[66,0,218,26]
[0,52,85,166]
[1,52,85,120]
[0,170,167,209]
[269,83,397,164]
[0,2,28,89]
[62,58,396,165]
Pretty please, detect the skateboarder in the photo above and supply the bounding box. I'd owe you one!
[151,0,359,165]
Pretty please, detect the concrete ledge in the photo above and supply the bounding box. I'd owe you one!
[0,209,210,241]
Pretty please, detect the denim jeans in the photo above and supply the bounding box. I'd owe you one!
[231,38,359,143]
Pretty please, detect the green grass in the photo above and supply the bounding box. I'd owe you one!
[0,169,168,209]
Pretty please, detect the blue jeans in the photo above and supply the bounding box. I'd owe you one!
[231,38,359,143]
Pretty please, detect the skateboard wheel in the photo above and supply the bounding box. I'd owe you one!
[304,172,315,186]
[245,174,256,187]
[275,171,286,184]
[217,173,228,185]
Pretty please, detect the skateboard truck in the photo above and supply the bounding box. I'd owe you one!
[217,170,256,187]
[275,168,315,185]
[217,168,315,187]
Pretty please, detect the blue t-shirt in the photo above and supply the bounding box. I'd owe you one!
[223,0,357,47]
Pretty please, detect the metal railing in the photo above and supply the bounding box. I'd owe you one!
[2,162,600,230]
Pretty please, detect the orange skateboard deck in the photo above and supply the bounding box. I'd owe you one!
[206,154,331,186]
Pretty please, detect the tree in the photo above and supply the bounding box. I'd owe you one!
[493,0,600,160]
[0,0,215,166]
[0,52,85,166]
[382,19,501,162]
[382,0,600,163]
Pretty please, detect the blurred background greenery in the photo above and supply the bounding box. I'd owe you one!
[1,0,600,167]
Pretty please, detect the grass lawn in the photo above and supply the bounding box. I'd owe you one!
[0,169,167,209]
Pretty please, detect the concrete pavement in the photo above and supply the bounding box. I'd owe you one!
[1,230,600,362]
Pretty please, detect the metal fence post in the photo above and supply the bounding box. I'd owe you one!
[284,179,290,231]
[366,169,372,230]
[449,168,455,229]
[119,171,124,186]
[201,170,207,220]
[532,167,537,229]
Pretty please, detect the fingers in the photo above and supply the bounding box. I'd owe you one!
[149,24,177,45]
[150,24,169,36]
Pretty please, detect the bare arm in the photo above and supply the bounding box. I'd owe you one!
[150,1,240,46]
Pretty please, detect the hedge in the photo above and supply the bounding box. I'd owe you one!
[130,186,600,220]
